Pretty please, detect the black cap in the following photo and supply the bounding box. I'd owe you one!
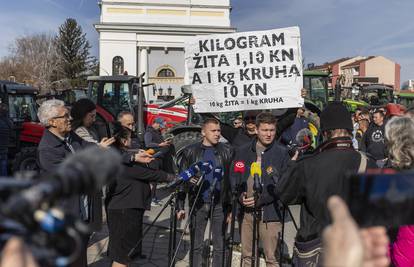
[320,102,353,132]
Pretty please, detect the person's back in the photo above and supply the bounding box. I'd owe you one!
[275,102,376,267]
[283,141,370,241]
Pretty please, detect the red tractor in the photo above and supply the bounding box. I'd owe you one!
[86,75,202,154]
[6,75,203,172]
[0,80,44,172]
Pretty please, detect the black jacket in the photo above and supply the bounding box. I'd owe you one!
[230,138,291,222]
[361,123,387,160]
[37,130,103,230]
[144,126,164,148]
[275,137,376,242]
[0,116,12,154]
[106,149,172,210]
[177,141,234,211]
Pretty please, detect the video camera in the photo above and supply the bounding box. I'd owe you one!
[0,147,123,267]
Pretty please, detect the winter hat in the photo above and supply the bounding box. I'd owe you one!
[243,110,260,122]
[153,117,166,128]
[320,102,353,132]
[70,98,96,120]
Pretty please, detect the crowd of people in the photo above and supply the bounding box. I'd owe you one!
[1,92,414,267]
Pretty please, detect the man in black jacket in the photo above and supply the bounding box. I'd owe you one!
[275,102,376,266]
[177,118,234,267]
[230,112,290,267]
[37,99,97,267]
[361,110,387,167]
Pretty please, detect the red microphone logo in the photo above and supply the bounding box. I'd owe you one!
[234,161,245,173]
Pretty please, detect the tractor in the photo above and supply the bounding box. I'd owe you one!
[0,80,44,172]
[341,83,398,112]
[86,75,202,155]
[302,70,330,114]
[396,91,414,109]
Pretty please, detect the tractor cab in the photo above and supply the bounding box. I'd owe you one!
[396,91,414,108]
[87,75,190,146]
[0,81,38,123]
[303,70,330,114]
[0,81,43,172]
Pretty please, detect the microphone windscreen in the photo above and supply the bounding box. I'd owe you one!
[296,128,313,147]
[178,168,195,182]
[234,161,245,174]
[213,167,223,181]
[190,162,202,175]
[57,147,122,194]
[201,161,213,174]
[250,162,262,177]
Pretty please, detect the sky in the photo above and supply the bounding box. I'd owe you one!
[0,0,413,84]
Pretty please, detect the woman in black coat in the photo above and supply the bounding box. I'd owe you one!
[106,123,174,267]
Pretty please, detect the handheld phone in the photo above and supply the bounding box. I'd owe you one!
[347,172,414,227]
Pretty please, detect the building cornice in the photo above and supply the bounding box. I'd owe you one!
[95,22,236,35]
[99,1,231,10]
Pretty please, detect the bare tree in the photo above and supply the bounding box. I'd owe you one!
[0,33,59,93]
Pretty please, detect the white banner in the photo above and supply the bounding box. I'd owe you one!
[185,26,304,113]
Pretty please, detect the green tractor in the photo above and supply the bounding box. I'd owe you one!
[302,70,330,114]
[341,84,396,112]
[396,91,414,108]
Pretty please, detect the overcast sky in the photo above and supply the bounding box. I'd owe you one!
[1,0,412,84]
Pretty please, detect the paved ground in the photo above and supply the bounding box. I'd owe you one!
[87,186,300,267]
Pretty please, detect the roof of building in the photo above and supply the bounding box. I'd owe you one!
[309,57,352,70]
[342,56,376,69]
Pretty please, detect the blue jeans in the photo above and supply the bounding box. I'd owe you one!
[190,203,226,267]
[0,154,7,176]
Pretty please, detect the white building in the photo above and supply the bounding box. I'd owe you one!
[95,0,235,103]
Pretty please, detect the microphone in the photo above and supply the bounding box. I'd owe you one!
[208,167,223,200]
[295,128,312,150]
[233,161,245,189]
[195,161,214,187]
[3,147,122,217]
[166,163,198,188]
[250,162,262,194]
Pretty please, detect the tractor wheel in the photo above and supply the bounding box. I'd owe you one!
[172,131,202,167]
[12,147,39,173]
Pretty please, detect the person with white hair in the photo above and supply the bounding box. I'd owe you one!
[385,116,414,267]
[37,99,93,267]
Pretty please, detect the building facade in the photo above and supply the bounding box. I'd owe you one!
[341,56,400,89]
[311,55,401,89]
[95,0,235,102]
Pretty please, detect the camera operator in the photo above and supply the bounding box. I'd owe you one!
[176,118,234,267]
[231,112,290,267]
[106,122,175,267]
[275,102,376,267]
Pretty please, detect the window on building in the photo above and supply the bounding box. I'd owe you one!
[157,68,175,77]
[112,56,124,75]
